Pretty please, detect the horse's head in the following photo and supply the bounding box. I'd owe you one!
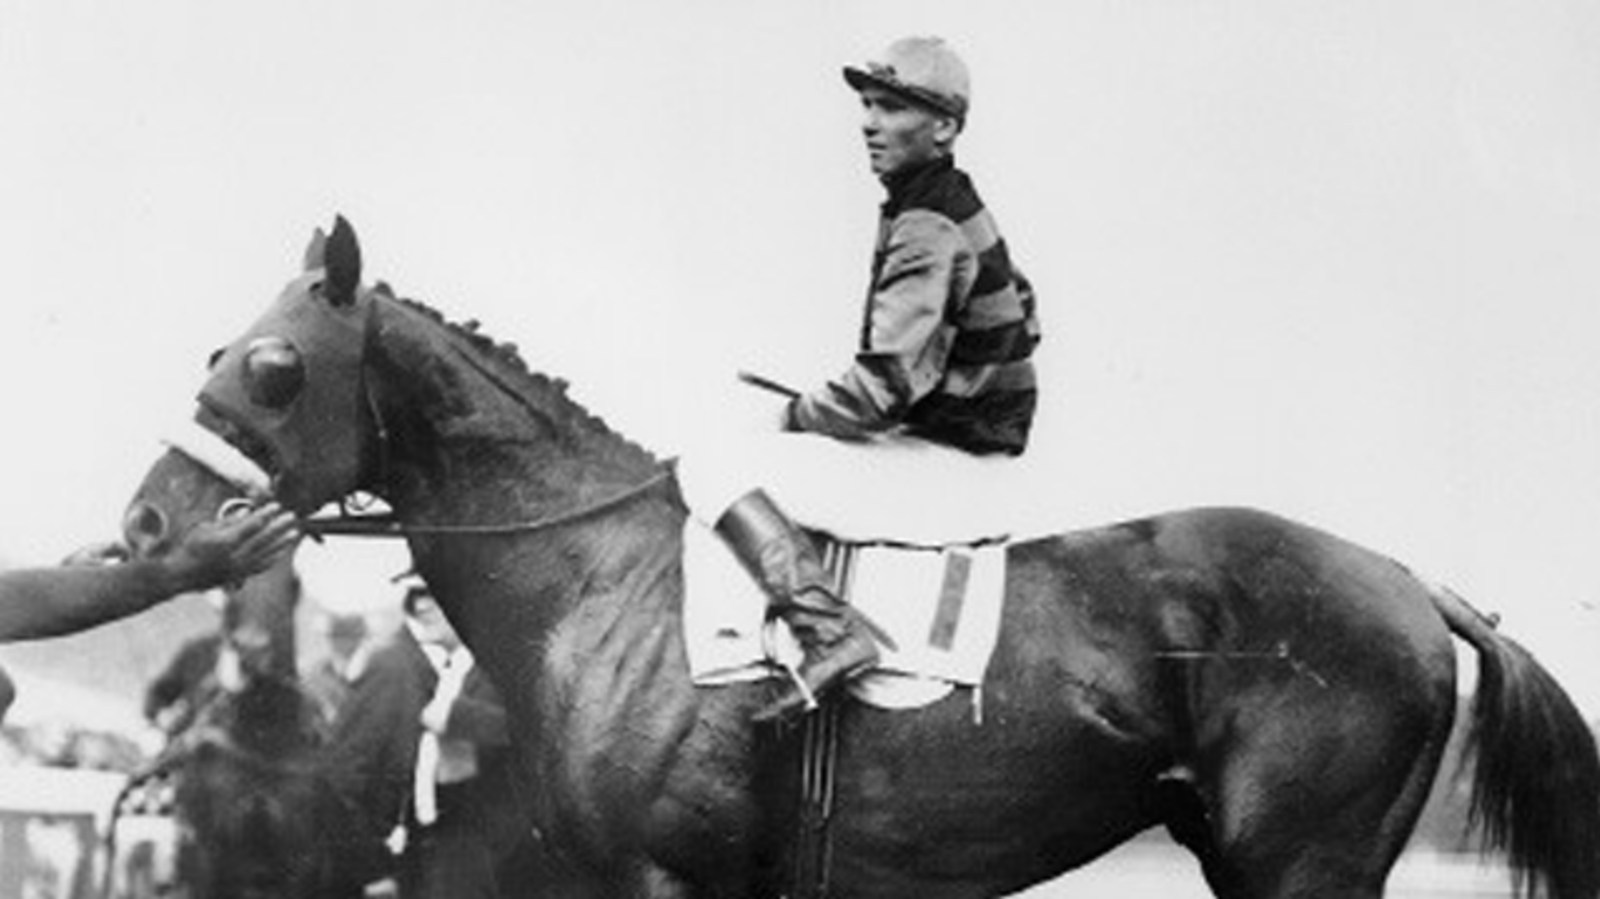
[193,216,663,526]
[122,445,256,561]
[124,447,298,685]
[198,216,375,514]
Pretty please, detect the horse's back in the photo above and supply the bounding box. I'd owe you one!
[1000,505,1458,766]
[1006,505,1456,674]
[813,507,1460,896]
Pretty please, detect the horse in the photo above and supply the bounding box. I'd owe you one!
[123,450,347,899]
[121,216,1600,899]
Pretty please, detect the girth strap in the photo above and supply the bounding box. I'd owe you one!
[786,539,855,899]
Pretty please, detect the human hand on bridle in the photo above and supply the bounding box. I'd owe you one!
[166,501,302,590]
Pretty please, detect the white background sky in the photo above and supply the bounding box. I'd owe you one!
[1,2,1598,712]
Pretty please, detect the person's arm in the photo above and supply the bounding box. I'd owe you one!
[0,502,299,642]
[787,210,976,439]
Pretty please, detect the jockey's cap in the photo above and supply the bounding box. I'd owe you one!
[844,36,971,124]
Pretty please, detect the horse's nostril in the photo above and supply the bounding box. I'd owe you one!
[123,502,170,551]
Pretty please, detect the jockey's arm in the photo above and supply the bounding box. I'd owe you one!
[0,503,298,643]
[788,211,974,439]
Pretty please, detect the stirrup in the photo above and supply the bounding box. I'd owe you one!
[761,617,818,714]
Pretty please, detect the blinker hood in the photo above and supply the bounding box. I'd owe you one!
[198,271,373,512]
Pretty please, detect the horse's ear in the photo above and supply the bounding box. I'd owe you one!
[324,215,362,307]
[302,227,328,272]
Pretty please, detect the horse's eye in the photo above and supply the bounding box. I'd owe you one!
[242,336,306,410]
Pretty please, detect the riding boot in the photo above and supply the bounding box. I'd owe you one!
[715,489,885,723]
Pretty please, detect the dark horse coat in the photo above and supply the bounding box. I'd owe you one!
[122,218,1600,899]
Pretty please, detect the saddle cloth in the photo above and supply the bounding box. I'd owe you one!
[682,521,1008,709]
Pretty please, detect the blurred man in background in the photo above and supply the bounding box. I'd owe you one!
[319,579,521,899]
[142,626,224,737]
[304,611,370,725]
[397,584,520,899]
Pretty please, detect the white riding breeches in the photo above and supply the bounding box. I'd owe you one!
[673,389,1047,545]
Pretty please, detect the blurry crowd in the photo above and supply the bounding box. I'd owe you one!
[0,598,374,775]
[0,718,146,772]
[130,576,525,899]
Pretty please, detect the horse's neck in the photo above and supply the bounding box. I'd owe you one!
[373,302,662,524]
[374,295,681,618]
[409,485,686,637]
[369,306,709,817]
[373,301,691,726]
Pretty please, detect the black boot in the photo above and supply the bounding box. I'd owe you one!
[715,489,886,723]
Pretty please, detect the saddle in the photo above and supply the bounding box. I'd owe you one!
[683,523,1008,711]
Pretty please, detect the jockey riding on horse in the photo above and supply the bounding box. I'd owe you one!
[679,36,1043,723]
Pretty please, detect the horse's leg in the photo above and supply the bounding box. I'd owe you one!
[1182,691,1452,899]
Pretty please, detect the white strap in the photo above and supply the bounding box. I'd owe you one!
[161,418,271,494]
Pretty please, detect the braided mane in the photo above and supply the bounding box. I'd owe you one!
[379,284,660,470]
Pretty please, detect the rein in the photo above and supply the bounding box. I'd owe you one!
[302,465,677,539]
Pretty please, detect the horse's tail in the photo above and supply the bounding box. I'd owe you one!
[1429,583,1600,899]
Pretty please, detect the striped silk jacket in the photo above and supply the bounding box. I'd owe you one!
[788,156,1040,456]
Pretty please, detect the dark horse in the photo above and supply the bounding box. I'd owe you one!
[124,218,1600,899]
[125,451,345,899]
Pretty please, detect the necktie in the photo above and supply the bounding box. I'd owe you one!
[412,644,451,826]
[413,731,441,825]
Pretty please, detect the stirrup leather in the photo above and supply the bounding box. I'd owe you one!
[760,617,819,714]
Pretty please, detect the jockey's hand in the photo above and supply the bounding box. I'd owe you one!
[165,502,301,590]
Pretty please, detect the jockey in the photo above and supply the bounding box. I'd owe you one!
[680,37,1042,723]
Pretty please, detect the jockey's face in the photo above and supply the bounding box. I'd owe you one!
[858,86,957,179]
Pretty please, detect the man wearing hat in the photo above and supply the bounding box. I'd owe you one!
[803,35,1039,449]
[316,579,528,898]
[685,36,1042,723]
